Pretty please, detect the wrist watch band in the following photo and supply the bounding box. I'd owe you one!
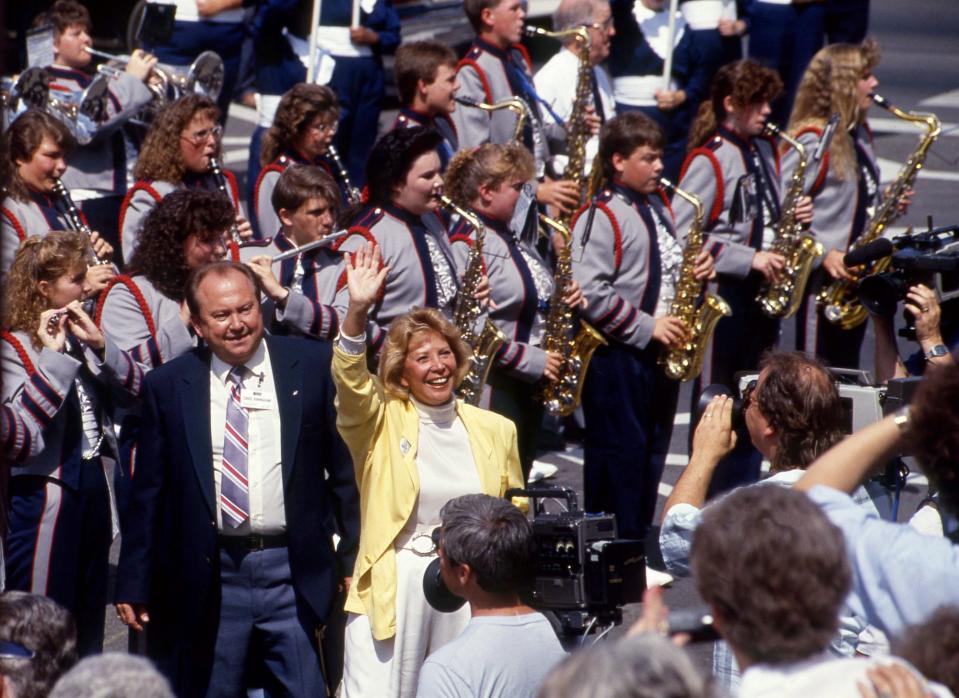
[925,344,949,360]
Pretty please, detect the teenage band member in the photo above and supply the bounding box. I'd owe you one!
[34,0,157,249]
[445,143,586,477]
[674,59,812,493]
[2,231,143,657]
[0,110,113,279]
[254,84,342,238]
[787,39,885,369]
[571,112,715,539]
[120,95,249,263]
[392,41,460,167]
[243,165,348,340]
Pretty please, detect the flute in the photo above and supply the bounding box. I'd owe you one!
[270,229,351,262]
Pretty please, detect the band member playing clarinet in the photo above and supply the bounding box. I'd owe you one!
[572,112,714,540]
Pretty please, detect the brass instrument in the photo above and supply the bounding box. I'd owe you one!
[208,157,243,246]
[523,25,593,226]
[817,93,941,329]
[435,194,507,405]
[454,95,529,144]
[327,144,362,206]
[537,213,606,416]
[755,122,824,319]
[51,179,112,265]
[270,229,350,262]
[658,177,731,382]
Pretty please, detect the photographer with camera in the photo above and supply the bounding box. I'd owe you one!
[873,283,954,382]
[417,494,566,698]
[796,363,959,637]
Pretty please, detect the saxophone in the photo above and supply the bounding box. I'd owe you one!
[524,25,592,226]
[537,213,607,417]
[816,94,941,329]
[327,144,363,206]
[755,122,824,319]
[658,177,732,382]
[436,194,508,405]
[51,178,112,265]
[454,95,529,144]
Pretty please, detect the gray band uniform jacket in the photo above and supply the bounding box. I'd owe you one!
[339,204,459,353]
[47,67,152,195]
[1,194,71,277]
[119,170,243,265]
[1,346,71,461]
[238,232,348,340]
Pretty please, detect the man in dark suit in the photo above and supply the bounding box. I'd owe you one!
[114,261,359,697]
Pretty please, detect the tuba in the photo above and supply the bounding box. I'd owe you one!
[755,122,824,319]
[658,177,732,382]
[435,194,508,406]
[816,94,941,329]
[537,213,606,416]
[327,144,362,206]
[51,179,112,264]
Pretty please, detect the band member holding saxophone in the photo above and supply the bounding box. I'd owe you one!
[571,113,715,540]
[445,143,587,478]
[673,60,812,494]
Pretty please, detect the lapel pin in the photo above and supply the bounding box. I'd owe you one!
[292,390,299,397]
[400,438,411,456]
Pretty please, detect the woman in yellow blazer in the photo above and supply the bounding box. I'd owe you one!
[332,243,524,697]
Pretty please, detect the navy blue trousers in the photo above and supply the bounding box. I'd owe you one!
[6,463,111,657]
[581,343,678,540]
[328,56,384,188]
[825,0,870,43]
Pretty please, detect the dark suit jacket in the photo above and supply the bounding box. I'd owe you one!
[115,335,359,696]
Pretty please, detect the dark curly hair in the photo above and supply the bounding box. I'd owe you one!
[907,362,959,515]
[891,605,959,696]
[365,126,443,209]
[688,59,783,150]
[0,110,75,202]
[0,591,78,698]
[133,94,220,183]
[127,188,235,301]
[260,83,339,166]
[756,351,844,471]
[691,486,851,666]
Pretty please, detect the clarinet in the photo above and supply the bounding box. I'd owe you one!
[51,179,112,265]
[208,157,243,245]
[327,145,362,206]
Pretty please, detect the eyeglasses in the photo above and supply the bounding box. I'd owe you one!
[181,124,223,147]
[742,379,759,412]
[588,17,614,32]
[309,120,338,135]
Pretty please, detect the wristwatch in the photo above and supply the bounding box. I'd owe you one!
[925,344,949,361]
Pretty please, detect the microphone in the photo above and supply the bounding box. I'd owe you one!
[843,238,893,267]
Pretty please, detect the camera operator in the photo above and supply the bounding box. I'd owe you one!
[796,363,959,637]
[417,494,567,698]
[691,486,949,697]
[873,283,955,383]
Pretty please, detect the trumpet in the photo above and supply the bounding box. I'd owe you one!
[270,230,351,262]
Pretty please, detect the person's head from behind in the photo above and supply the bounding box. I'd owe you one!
[0,591,77,698]
[907,363,959,517]
[3,231,92,349]
[134,94,221,182]
[438,494,535,602]
[891,605,959,697]
[444,143,534,223]
[552,0,615,65]
[378,307,470,405]
[691,486,850,669]
[33,0,93,70]
[689,59,782,149]
[394,42,459,115]
[537,634,709,698]
[50,653,173,698]
[599,112,665,195]
[0,110,75,200]
[128,188,232,300]
[745,351,844,471]
[271,165,340,245]
[463,0,526,46]
[261,83,339,166]
[365,127,443,215]
[186,262,264,366]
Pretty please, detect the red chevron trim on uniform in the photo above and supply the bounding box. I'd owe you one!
[2,207,27,241]
[512,43,533,71]
[253,163,286,220]
[456,59,493,104]
[118,181,164,254]
[654,187,675,225]
[334,227,385,301]
[679,148,724,226]
[1,331,36,376]
[758,134,781,176]
[795,126,830,197]
[593,202,623,273]
[228,241,240,262]
[94,275,158,341]
[222,170,241,211]
[569,202,592,231]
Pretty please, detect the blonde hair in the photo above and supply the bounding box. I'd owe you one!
[444,143,535,209]
[787,38,881,181]
[377,308,471,400]
[2,231,90,349]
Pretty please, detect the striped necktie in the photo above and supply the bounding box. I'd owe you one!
[220,365,250,528]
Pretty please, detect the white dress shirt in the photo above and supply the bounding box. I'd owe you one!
[210,341,286,534]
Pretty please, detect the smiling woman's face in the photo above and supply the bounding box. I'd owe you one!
[401,329,458,405]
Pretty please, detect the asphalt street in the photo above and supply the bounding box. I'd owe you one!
[103,0,959,679]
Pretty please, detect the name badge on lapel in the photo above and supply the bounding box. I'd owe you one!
[241,386,274,410]
[400,437,412,456]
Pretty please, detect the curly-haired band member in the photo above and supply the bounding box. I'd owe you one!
[241,165,349,340]
[253,84,345,239]
[673,59,812,496]
[1,231,143,657]
[119,95,250,264]
[0,110,114,278]
[786,39,886,370]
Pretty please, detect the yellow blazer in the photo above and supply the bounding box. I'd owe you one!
[331,345,523,641]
